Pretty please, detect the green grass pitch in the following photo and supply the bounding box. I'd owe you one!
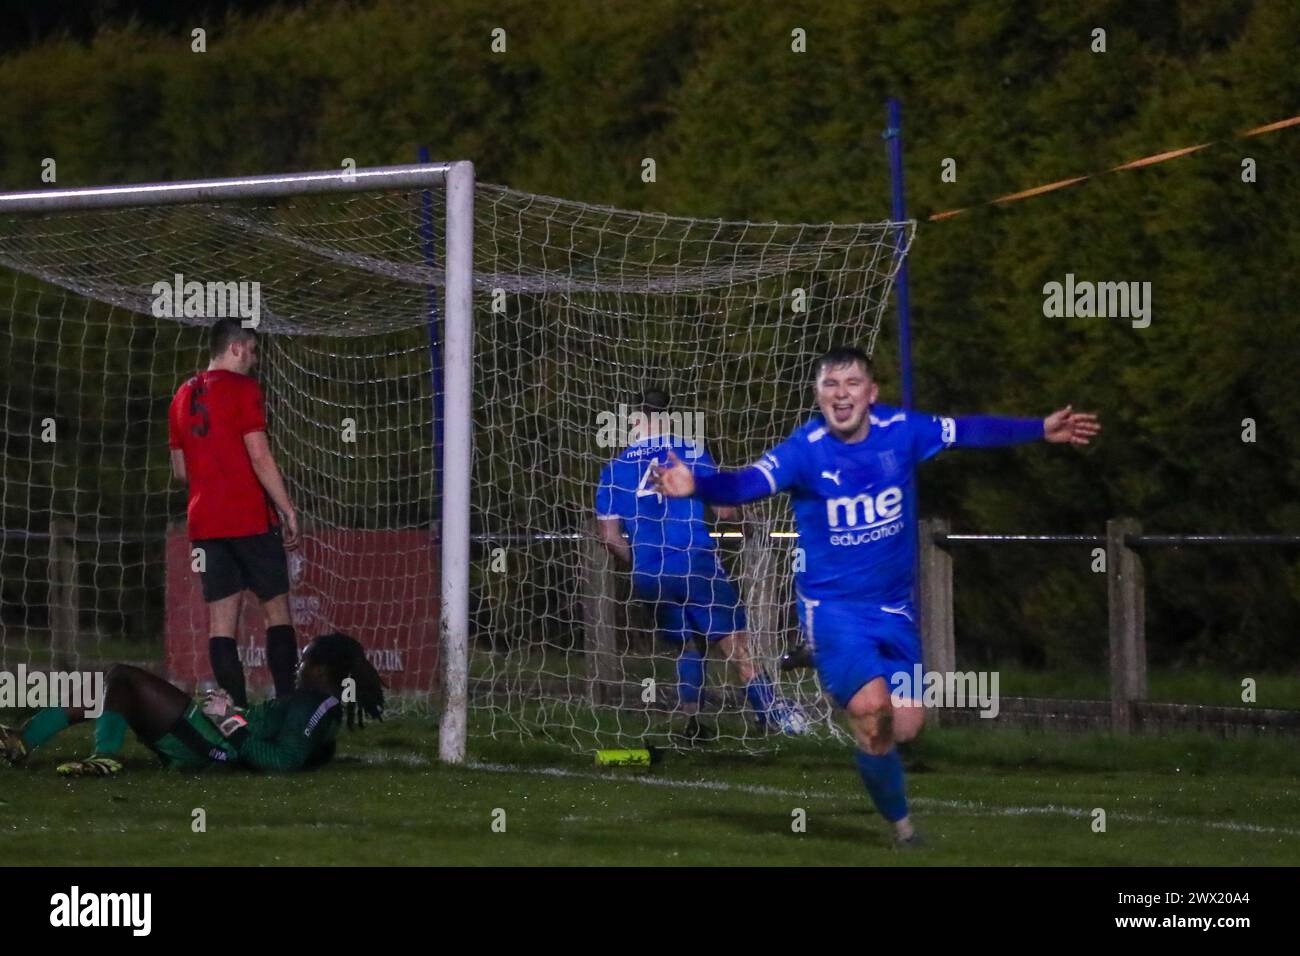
[2,718,1298,866]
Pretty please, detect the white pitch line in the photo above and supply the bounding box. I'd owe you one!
[466,761,1300,838]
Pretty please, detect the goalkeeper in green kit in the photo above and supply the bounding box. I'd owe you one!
[0,632,383,775]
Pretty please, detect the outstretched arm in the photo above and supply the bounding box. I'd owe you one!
[650,449,775,505]
[935,407,1100,450]
[949,415,1043,447]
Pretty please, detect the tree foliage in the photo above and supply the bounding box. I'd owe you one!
[1,0,1296,665]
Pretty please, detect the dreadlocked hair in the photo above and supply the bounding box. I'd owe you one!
[307,632,386,729]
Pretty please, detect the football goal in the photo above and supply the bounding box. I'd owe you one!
[0,162,912,761]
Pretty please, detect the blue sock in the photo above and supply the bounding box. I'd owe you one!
[676,646,706,710]
[745,670,776,720]
[855,749,909,822]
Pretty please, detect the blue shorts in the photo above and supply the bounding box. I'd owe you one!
[795,595,922,709]
[633,560,746,644]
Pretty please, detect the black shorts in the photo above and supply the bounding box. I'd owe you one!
[193,530,290,603]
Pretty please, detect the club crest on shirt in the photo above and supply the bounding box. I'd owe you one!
[877,450,900,477]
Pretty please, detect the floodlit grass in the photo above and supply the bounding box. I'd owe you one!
[2,715,1297,866]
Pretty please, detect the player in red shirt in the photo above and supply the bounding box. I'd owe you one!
[168,318,301,706]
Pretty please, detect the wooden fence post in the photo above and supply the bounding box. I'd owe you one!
[582,532,623,707]
[919,518,954,725]
[1107,517,1147,734]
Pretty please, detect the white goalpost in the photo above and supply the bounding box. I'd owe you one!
[0,162,475,763]
[0,162,912,761]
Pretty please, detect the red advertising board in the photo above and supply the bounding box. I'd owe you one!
[164,526,440,695]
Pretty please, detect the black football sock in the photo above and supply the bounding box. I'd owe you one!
[265,624,299,698]
[208,636,248,708]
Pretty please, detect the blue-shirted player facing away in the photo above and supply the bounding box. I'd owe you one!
[596,388,802,740]
[651,347,1100,844]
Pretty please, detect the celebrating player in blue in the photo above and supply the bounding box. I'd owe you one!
[596,388,802,739]
[650,347,1100,844]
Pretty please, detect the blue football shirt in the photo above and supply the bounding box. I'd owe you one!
[751,404,955,604]
[595,435,721,574]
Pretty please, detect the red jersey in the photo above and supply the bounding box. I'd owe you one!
[168,369,278,540]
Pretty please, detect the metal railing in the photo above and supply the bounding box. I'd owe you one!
[920,517,1300,734]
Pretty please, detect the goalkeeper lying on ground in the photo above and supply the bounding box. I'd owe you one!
[0,632,383,776]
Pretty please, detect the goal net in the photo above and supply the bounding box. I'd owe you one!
[473,188,913,751]
[0,164,913,757]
